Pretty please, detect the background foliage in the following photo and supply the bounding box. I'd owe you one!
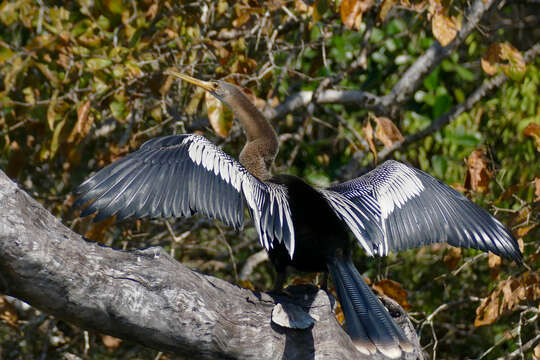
[0,0,538,359]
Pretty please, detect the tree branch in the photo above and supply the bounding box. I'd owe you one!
[385,0,501,105]
[264,89,387,121]
[378,41,540,160]
[0,170,423,360]
[263,0,501,122]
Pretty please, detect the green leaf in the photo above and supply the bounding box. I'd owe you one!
[86,58,112,72]
[431,155,447,179]
[433,94,452,119]
[50,118,66,159]
[455,65,475,82]
[110,99,127,120]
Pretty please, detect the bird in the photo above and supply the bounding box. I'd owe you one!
[74,71,522,359]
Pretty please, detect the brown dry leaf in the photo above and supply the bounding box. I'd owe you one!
[363,119,378,163]
[84,216,116,243]
[431,12,460,46]
[443,246,462,270]
[101,334,122,350]
[372,115,404,148]
[159,74,174,96]
[535,177,540,202]
[335,301,345,324]
[145,1,159,20]
[517,223,536,237]
[68,100,93,143]
[400,0,428,12]
[0,295,18,328]
[379,0,398,22]
[464,149,493,193]
[6,141,24,179]
[475,272,540,327]
[206,91,233,138]
[523,122,540,151]
[290,273,317,285]
[450,182,467,193]
[480,44,499,75]
[534,343,540,360]
[481,43,526,80]
[47,89,60,131]
[488,252,501,280]
[294,0,312,13]
[341,0,373,30]
[233,13,252,28]
[237,280,255,291]
[373,279,411,310]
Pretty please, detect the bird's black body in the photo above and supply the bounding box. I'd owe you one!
[268,174,351,274]
[75,72,521,359]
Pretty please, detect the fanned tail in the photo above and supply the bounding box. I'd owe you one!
[327,257,413,358]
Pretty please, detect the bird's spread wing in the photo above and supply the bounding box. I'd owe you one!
[75,134,295,257]
[318,189,382,256]
[327,160,521,261]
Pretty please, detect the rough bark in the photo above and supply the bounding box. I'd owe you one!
[0,169,423,360]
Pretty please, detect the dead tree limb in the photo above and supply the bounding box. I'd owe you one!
[0,170,423,360]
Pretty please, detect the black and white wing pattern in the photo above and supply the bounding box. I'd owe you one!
[75,134,295,257]
[327,160,521,262]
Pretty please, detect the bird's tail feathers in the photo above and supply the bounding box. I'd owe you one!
[327,257,413,358]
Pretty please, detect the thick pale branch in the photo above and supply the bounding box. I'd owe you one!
[378,41,540,160]
[0,170,422,360]
[265,89,386,121]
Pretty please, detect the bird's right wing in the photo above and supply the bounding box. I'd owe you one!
[328,160,521,262]
[75,134,295,256]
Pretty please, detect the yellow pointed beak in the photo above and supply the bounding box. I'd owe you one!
[166,70,215,92]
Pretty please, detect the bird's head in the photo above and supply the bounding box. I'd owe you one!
[167,70,240,105]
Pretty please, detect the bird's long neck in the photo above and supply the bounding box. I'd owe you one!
[226,87,277,144]
[225,86,278,180]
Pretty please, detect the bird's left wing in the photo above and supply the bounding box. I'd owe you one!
[74,134,295,256]
[327,160,521,262]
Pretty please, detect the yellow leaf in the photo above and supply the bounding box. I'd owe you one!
[431,12,460,46]
[47,89,60,131]
[379,0,398,22]
[341,0,373,30]
[50,118,66,159]
[237,280,255,291]
[0,295,19,328]
[233,13,252,28]
[206,91,233,138]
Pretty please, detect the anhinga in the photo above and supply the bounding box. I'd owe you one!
[75,71,521,359]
